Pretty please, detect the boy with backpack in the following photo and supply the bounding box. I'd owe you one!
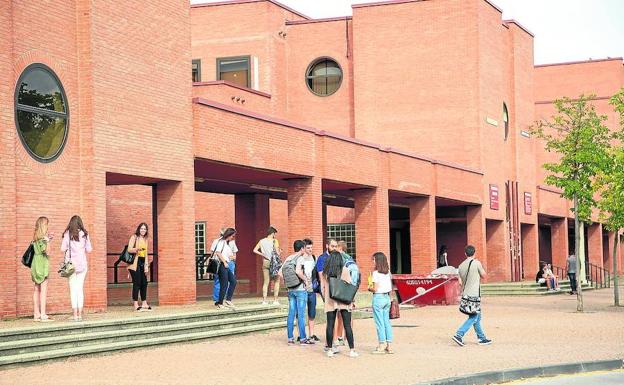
[279,240,313,345]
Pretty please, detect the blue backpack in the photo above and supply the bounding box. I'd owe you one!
[344,255,360,286]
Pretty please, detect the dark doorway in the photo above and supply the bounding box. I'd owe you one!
[539,225,552,265]
[389,206,411,274]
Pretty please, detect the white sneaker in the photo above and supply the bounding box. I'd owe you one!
[261,301,268,305]
[349,350,359,358]
[327,350,335,358]
[272,300,280,305]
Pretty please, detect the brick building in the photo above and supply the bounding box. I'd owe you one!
[1,0,622,318]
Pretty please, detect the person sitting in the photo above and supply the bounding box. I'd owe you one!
[541,263,560,291]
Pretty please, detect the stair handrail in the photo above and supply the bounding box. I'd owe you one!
[586,262,610,289]
[550,264,567,281]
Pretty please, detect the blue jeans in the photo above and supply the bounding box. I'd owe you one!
[456,311,486,340]
[307,291,317,320]
[213,261,236,302]
[372,293,393,343]
[287,290,307,341]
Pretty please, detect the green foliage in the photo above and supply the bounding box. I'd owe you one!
[597,88,624,232]
[531,95,612,222]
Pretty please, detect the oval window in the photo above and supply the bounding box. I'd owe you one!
[15,64,68,162]
[306,58,343,96]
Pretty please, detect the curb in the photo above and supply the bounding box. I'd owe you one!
[414,359,624,385]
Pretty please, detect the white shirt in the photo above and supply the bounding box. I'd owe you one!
[373,271,392,294]
[210,239,234,263]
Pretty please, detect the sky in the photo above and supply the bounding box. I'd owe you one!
[191,0,624,65]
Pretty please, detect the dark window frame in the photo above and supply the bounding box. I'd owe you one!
[14,63,69,163]
[192,59,202,82]
[216,55,251,88]
[305,57,343,97]
[503,102,509,141]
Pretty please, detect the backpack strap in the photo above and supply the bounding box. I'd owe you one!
[461,259,474,296]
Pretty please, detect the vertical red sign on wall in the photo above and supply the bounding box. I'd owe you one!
[524,192,532,215]
[489,184,499,210]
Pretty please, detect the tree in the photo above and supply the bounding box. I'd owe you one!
[597,88,624,306]
[531,95,611,312]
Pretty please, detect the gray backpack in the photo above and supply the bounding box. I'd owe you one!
[282,257,302,289]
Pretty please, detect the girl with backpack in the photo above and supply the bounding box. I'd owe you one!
[323,251,358,358]
[31,217,55,322]
[368,252,394,354]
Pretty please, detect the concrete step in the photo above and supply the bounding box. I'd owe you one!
[482,285,594,296]
[0,304,280,341]
[0,312,286,356]
[0,320,286,368]
[482,280,573,288]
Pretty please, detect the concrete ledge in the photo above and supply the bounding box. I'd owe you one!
[414,359,624,385]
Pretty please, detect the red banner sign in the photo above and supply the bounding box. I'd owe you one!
[489,184,499,210]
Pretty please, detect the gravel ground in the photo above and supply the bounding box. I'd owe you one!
[1,290,622,385]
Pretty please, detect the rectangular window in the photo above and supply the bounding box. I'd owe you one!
[327,223,356,259]
[195,222,206,255]
[217,56,250,88]
[192,59,201,82]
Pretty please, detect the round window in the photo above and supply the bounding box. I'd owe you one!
[15,64,68,162]
[306,58,342,96]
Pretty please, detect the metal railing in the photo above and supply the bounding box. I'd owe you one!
[550,264,567,281]
[586,262,611,289]
[107,253,154,284]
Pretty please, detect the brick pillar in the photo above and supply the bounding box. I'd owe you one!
[235,194,270,294]
[604,231,615,273]
[587,223,604,269]
[550,218,569,270]
[287,177,323,254]
[354,187,389,287]
[486,219,510,282]
[521,224,539,280]
[0,0,16,318]
[156,181,196,305]
[409,196,436,274]
[466,206,487,274]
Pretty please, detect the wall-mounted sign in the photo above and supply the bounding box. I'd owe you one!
[489,184,499,210]
[524,192,532,215]
[486,117,498,126]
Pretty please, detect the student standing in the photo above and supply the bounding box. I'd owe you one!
[452,245,491,346]
[566,254,578,295]
[31,217,55,322]
[302,238,319,342]
[213,228,237,309]
[127,222,152,311]
[61,215,92,322]
[253,226,281,305]
[213,227,238,303]
[280,240,312,345]
[368,252,394,354]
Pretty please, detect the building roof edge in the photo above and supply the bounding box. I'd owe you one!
[191,0,310,20]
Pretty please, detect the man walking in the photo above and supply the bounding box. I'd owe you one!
[452,245,492,346]
[253,226,281,305]
[567,254,578,295]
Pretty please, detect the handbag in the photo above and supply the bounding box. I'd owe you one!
[268,240,282,278]
[118,237,137,264]
[389,298,400,319]
[205,239,225,275]
[58,236,75,278]
[458,260,481,315]
[22,243,35,268]
[329,276,358,304]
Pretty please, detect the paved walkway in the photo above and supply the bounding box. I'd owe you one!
[505,370,624,385]
[0,290,622,385]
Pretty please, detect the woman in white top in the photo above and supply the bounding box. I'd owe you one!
[213,228,237,309]
[368,252,394,354]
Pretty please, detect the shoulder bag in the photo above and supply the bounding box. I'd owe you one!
[118,236,137,264]
[22,242,35,268]
[58,235,76,278]
[206,240,225,275]
[458,260,481,315]
[329,276,358,304]
[268,239,282,278]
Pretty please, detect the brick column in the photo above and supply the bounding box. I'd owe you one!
[0,0,16,318]
[156,181,196,305]
[604,231,615,274]
[409,196,436,274]
[235,194,270,294]
[354,187,389,286]
[486,219,510,282]
[466,206,487,274]
[287,177,323,253]
[550,218,569,270]
[587,223,604,269]
[521,224,539,280]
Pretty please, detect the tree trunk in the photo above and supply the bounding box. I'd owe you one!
[574,194,583,312]
[614,230,620,307]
